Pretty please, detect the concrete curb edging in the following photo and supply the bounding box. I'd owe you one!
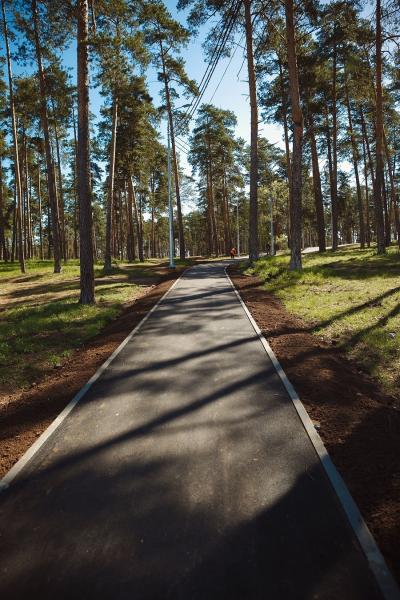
[225,267,400,600]
[0,270,186,493]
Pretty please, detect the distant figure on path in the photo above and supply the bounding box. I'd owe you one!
[230,247,237,259]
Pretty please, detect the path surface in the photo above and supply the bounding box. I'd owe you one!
[0,263,383,599]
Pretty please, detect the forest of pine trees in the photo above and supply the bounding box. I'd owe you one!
[0,0,399,303]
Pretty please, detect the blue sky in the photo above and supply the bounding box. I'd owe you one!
[3,0,374,181]
[3,0,282,177]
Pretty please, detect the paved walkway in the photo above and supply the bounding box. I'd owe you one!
[0,263,383,599]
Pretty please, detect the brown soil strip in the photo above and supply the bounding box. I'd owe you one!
[229,267,400,585]
[0,270,181,479]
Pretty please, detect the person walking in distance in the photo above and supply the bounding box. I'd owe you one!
[230,247,237,259]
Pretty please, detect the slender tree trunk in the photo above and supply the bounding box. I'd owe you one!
[384,130,400,245]
[360,112,371,246]
[104,98,118,272]
[11,194,16,262]
[25,141,33,258]
[285,0,303,270]
[159,39,185,260]
[77,0,95,304]
[244,0,258,261]
[374,0,386,253]
[208,162,218,255]
[222,167,231,254]
[278,54,292,245]
[128,177,144,262]
[2,0,25,272]
[0,156,6,261]
[126,179,135,262]
[72,104,79,259]
[53,109,67,261]
[307,114,326,252]
[37,159,44,260]
[32,0,61,272]
[344,79,365,248]
[331,40,339,251]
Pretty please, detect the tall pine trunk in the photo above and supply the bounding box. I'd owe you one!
[344,79,365,248]
[374,0,386,253]
[72,103,79,259]
[53,110,67,261]
[37,159,44,260]
[104,98,118,272]
[77,0,95,304]
[128,177,144,262]
[278,54,292,245]
[360,121,371,247]
[383,130,400,245]
[159,39,185,260]
[0,156,6,261]
[331,40,339,251]
[285,0,303,270]
[32,0,61,273]
[2,0,24,272]
[244,0,258,261]
[307,114,326,252]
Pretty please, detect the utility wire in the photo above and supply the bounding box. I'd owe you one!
[208,33,244,103]
[175,0,241,136]
[174,0,238,130]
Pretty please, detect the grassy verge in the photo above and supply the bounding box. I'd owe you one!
[0,258,187,395]
[243,245,400,396]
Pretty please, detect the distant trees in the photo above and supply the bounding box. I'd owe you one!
[189,105,240,255]
[0,0,399,288]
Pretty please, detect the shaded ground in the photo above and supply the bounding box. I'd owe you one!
[0,270,181,478]
[229,266,400,584]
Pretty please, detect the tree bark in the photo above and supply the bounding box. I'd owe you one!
[32,0,61,272]
[244,0,258,261]
[72,102,79,259]
[104,98,118,272]
[344,79,365,248]
[374,0,386,253]
[52,108,67,261]
[159,39,185,260]
[285,0,303,270]
[2,0,25,272]
[278,54,292,245]
[77,0,95,304]
[37,159,44,260]
[0,156,6,260]
[383,130,400,245]
[307,114,326,252]
[331,39,339,251]
[128,176,144,262]
[360,112,371,246]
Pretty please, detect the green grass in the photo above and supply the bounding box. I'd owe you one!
[0,258,174,394]
[244,245,400,395]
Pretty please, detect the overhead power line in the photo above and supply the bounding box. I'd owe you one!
[208,33,244,103]
[175,0,242,136]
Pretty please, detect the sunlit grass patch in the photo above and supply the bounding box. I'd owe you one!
[246,245,400,396]
[0,258,167,394]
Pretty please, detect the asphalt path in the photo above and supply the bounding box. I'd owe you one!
[0,262,384,599]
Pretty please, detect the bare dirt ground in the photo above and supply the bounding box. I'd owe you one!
[229,266,400,584]
[0,270,180,479]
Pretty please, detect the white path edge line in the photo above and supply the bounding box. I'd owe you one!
[225,267,400,600]
[0,270,186,494]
